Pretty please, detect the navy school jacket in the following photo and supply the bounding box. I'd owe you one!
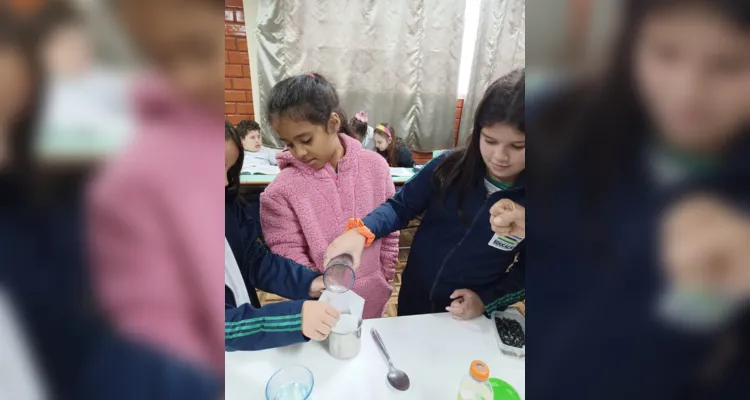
[526,84,750,398]
[0,174,219,399]
[225,189,321,351]
[362,154,525,316]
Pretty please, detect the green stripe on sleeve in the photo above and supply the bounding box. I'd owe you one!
[225,313,303,339]
[485,289,526,314]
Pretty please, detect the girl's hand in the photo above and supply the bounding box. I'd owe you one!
[490,199,525,238]
[662,194,750,297]
[446,289,485,320]
[308,276,325,298]
[301,301,340,341]
[323,230,366,270]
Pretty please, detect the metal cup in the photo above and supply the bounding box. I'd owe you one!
[327,315,363,359]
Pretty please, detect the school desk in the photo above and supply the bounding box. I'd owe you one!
[225,310,525,400]
[240,168,416,187]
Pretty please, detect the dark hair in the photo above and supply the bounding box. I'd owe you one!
[225,120,243,192]
[536,0,750,198]
[32,0,83,46]
[266,73,352,138]
[0,8,43,180]
[350,114,368,140]
[334,107,355,138]
[236,119,260,139]
[433,69,525,221]
[374,123,400,167]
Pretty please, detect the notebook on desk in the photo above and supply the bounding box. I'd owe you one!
[389,167,415,177]
[240,165,280,175]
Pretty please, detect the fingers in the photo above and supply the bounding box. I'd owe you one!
[323,305,341,320]
[446,305,465,319]
[490,199,517,215]
[313,324,331,340]
[451,289,471,299]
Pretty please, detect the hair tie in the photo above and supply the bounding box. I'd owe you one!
[308,73,316,79]
[376,124,391,138]
[355,110,368,124]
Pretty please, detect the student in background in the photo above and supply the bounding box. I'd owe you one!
[350,110,376,150]
[236,119,277,167]
[260,73,400,319]
[224,121,339,350]
[325,70,526,319]
[1,8,216,399]
[89,0,226,383]
[374,123,415,167]
[529,1,749,397]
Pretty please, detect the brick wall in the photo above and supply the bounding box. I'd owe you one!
[225,0,253,125]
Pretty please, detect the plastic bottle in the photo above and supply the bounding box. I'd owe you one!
[457,360,494,400]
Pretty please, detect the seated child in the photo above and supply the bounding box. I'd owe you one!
[373,123,415,168]
[350,110,376,151]
[224,121,340,351]
[260,73,400,319]
[237,119,277,168]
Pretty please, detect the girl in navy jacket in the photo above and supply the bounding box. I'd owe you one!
[224,122,339,351]
[325,70,526,319]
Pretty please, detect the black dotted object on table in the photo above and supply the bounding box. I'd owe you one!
[494,316,525,348]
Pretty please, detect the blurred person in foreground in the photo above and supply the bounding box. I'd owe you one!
[34,0,133,160]
[88,0,225,386]
[529,0,750,398]
[0,7,218,400]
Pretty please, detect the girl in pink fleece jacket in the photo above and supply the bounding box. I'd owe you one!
[88,0,226,376]
[260,73,399,319]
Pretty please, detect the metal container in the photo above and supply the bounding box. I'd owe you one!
[327,314,363,359]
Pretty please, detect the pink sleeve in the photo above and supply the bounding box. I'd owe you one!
[379,168,400,281]
[260,191,317,271]
[88,176,209,368]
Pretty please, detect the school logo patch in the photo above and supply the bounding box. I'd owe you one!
[489,234,523,251]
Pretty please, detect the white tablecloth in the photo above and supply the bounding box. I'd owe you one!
[225,312,525,399]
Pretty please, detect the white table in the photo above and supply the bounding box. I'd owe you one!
[225,312,525,399]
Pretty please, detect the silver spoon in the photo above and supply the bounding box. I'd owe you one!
[370,328,410,391]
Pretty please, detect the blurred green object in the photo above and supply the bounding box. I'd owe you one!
[489,378,520,400]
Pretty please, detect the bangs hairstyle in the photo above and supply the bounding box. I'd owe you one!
[433,69,525,222]
[225,120,243,192]
[265,73,355,139]
[374,123,400,167]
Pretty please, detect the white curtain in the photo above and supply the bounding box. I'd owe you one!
[255,0,466,151]
[458,0,525,144]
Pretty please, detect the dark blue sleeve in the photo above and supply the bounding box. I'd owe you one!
[81,331,220,400]
[362,154,445,238]
[225,300,308,351]
[237,204,320,301]
[477,245,526,316]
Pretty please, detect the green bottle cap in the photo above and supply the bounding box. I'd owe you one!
[489,378,520,400]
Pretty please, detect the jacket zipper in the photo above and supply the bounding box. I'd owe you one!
[427,189,512,311]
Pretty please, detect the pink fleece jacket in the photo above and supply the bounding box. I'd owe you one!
[261,134,399,319]
[88,74,224,373]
